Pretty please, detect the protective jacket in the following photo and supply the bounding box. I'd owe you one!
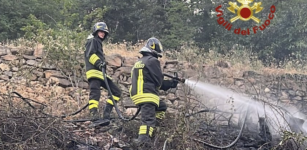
[84,35,106,80]
[129,52,174,107]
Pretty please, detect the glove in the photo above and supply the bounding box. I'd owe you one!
[160,80,178,91]
[171,79,178,88]
[98,62,107,70]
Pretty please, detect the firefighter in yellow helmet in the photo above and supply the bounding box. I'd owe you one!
[129,37,178,146]
[84,22,122,125]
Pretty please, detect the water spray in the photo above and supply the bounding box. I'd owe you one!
[183,79,307,149]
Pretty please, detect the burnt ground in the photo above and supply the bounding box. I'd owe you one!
[0,94,304,150]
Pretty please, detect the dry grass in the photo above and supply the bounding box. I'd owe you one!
[104,41,169,63]
[104,41,143,58]
[172,45,307,76]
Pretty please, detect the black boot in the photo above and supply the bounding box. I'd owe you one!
[103,103,113,120]
[89,108,100,121]
[95,103,113,126]
[89,104,114,127]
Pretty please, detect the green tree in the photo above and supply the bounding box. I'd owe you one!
[162,1,195,49]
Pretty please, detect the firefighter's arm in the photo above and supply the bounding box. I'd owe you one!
[147,58,163,88]
[160,79,178,91]
[85,39,106,69]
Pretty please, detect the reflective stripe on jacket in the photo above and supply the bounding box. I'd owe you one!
[84,35,106,80]
[129,54,163,107]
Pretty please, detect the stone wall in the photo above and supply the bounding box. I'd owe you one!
[1,45,307,117]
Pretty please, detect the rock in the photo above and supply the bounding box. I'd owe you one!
[48,77,72,88]
[1,55,18,61]
[26,60,37,66]
[78,82,89,89]
[32,70,44,77]
[114,66,132,77]
[58,78,72,88]
[0,47,10,56]
[165,60,179,65]
[123,57,139,67]
[41,63,56,70]
[264,88,270,93]
[166,93,177,101]
[10,48,19,55]
[288,90,296,96]
[125,108,138,115]
[292,96,302,101]
[11,67,18,72]
[34,44,44,58]
[20,59,26,65]
[0,75,9,81]
[106,54,123,67]
[3,71,12,77]
[0,63,10,71]
[44,70,65,79]
[296,90,305,97]
[23,55,36,60]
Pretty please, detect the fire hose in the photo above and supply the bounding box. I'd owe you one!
[100,67,140,121]
[191,105,250,149]
[100,68,186,121]
[163,72,186,83]
[1,91,89,119]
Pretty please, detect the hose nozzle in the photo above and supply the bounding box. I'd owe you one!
[163,73,186,83]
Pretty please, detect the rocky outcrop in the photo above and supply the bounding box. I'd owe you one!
[0,45,189,115]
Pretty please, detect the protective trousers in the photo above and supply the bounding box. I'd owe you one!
[138,100,167,138]
[88,78,121,110]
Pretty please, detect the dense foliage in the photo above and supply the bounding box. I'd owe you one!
[1,0,306,65]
